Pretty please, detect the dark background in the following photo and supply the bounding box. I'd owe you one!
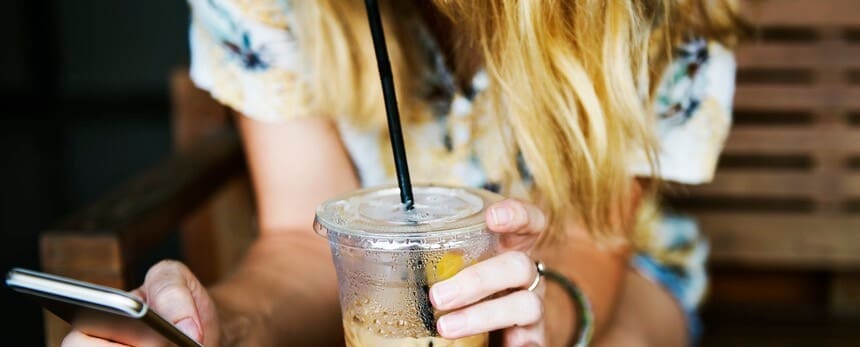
[1,1,190,345]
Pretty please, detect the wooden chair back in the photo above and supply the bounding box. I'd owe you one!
[678,0,860,313]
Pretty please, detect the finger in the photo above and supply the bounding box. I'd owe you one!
[143,260,203,342]
[61,330,130,347]
[504,321,547,347]
[486,199,548,234]
[436,290,543,340]
[130,288,145,301]
[431,251,538,311]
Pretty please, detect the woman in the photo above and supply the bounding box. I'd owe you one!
[64,0,744,346]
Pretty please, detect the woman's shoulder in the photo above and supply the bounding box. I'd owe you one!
[190,0,294,29]
[189,0,311,124]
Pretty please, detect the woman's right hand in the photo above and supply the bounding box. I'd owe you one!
[61,260,221,347]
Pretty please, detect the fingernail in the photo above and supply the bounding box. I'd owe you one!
[175,318,201,342]
[491,206,512,226]
[438,312,467,336]
[431,281,459,308]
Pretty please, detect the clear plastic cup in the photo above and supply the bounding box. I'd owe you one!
[314,185,502,347]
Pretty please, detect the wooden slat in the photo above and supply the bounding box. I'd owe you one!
[845,174,860,196]
[44,311,69,347]
[742,0,860,26]
[171,68,256,286]
[831,274,860,315]
[688,171,820,197]
[170,67,231,150]
[699,213,860,269]
[734,86,860,110]
[204,176,256,279]
[708,270,828,307]
[179,176,256,286]
[40,235,123,347]
[171,67,256,286]
[171,67,237,286]
[723,128,860,154]
[689,172,860,198]
[737,44,860,69]
[40,234,123,284]
[701,306,860,347]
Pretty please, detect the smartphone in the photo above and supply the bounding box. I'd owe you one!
[5,268,203,347]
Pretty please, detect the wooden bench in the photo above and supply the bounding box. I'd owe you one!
[674,0,860,344]
[38,0,860,345]
[691,0,860,270]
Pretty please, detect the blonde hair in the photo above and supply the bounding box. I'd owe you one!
[290,1,425,128]
[435,0,664,240]
[292,0,752,243]
[670,0,747,48]
[291,1,668,240]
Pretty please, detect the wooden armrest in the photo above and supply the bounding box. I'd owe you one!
[39,128,244,288]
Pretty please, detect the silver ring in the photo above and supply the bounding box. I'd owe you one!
[527,260,545,292]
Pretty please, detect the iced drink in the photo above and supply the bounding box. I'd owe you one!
[314,185,501,347]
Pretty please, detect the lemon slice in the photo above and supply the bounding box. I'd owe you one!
[428,251,467,284]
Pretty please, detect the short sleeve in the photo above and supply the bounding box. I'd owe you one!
[630,40,736,184]
[188,0,310,123]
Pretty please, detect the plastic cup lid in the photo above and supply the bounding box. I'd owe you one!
[314,185,502,250]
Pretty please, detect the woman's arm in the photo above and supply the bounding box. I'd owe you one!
[539,220,630,346]
[210,114,359,346]
[539,181,644,346]
[542,179,688,347]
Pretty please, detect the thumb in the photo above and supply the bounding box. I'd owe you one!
[142,260,204,342]
[486,199,547,251]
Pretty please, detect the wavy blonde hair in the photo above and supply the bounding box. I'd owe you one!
[291,0,669,240]
[435,0,665,241]
[289,1,425,127]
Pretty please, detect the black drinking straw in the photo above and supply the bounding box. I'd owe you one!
[363,0,436,336]
[363,0,415,210]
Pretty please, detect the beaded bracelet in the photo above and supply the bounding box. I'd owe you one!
[542,267,594,347]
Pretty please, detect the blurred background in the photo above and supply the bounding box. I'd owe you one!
[1,0,859,346]
[1,1,189,345]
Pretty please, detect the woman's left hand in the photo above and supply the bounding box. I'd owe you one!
[430,198,549,346]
